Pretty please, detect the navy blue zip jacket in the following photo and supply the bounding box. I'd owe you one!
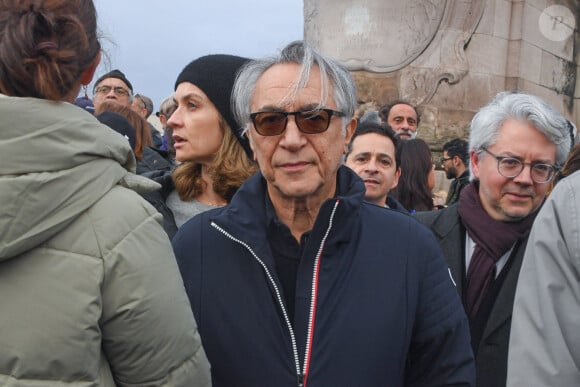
[173,166,475,387]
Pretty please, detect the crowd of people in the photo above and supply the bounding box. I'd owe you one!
[1,1,579,386]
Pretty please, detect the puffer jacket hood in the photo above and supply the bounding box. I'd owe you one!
[0,94,159,260]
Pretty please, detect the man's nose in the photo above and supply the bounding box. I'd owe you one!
[167,107,183,128]
[365,159,379,171]
[280,116,306,147]
[513,164,534,185]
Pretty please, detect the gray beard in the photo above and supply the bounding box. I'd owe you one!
[395,129,417,139]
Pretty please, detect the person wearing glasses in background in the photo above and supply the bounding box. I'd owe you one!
[415,91,571,387]
[441,138,470,206]
[172,40,475,387]
[92,69,133,110]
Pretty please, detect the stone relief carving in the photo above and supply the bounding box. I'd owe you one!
[400,29,475,107]
[305,0,446,72]
[400,0,485,106]
[305,0,486,106]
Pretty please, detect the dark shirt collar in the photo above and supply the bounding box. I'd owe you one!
[457,170,470,180]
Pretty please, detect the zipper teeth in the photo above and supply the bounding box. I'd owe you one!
[211,221,301,378]
[302,199,340,384]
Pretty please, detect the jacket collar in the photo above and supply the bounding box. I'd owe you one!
[211,166,365,258]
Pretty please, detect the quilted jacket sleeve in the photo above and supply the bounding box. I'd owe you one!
[405,220,475,386]
[96,187,211,386]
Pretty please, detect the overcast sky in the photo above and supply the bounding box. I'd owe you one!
[92,0,304,110]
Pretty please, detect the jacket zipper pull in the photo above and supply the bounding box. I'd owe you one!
[298,373,304,387]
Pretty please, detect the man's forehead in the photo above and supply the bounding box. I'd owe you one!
[483,120,558,162]
[252,63,334,109]
[389,104,417,118]
[353,133,395,153]
[97,77,130,89]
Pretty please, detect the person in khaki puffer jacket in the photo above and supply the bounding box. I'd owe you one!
[0,1,210,386]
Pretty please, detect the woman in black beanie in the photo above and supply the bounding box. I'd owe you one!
[144,55,258,238]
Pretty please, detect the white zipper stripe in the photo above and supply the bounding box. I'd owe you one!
[211,221,301,378]
[210,199,341,386]
[302,199,340,385]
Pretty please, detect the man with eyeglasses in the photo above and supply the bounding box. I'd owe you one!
[415,91,571,387]
[172,41,474,386]
[441,138,470,206]
[92,69,133,111]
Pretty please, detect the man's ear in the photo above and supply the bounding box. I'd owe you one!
[391,167,401,190]
[453,155,461,167]
[343,118,357,151]
[470,150,480,179]
[246,129,257,161]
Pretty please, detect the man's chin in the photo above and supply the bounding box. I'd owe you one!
[501,205,537,222]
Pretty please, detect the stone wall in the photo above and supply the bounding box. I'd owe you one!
[305,0,579,153]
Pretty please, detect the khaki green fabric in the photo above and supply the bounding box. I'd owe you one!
[0,95,210,386]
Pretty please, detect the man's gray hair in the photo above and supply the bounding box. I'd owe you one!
[232,40,357,136]
[469,91,571,166]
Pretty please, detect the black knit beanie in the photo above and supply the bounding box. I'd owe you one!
[175,55,251,158]
[96,111,137,150]
[93,69,133,94]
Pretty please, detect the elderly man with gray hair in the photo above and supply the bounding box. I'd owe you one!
[416,91,571,387]
[172,40,474,386]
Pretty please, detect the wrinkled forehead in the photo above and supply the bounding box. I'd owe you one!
[97,77,130,90]
[389,103,417,119]
[252,63,335,110]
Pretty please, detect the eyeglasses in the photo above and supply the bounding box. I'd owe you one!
[250,108,345,136]
[440,156,453,164]
[480,147,558,184]
[95,85,131,97]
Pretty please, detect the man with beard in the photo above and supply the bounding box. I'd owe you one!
[379,100,419,139]
[442,138,470,205]
[415,91,571,386]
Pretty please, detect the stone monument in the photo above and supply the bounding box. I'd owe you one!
[305,0,579,151]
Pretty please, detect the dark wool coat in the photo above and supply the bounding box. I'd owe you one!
[416,204,530,387]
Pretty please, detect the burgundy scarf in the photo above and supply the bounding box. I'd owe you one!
[458,182,538,319]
